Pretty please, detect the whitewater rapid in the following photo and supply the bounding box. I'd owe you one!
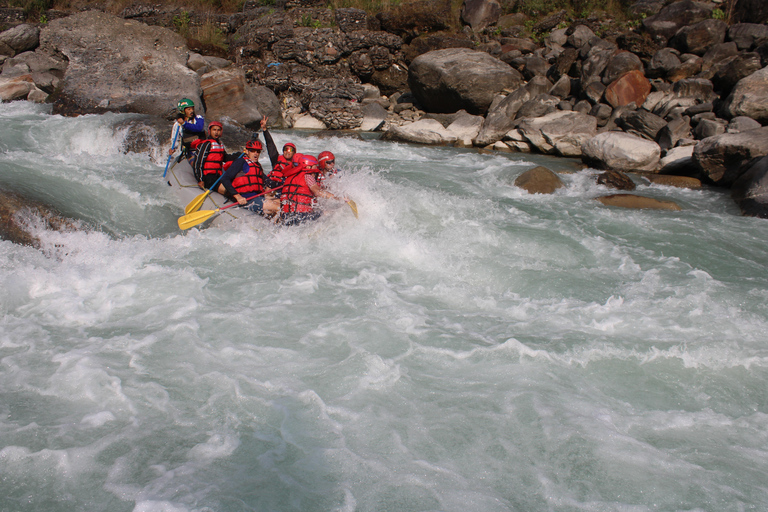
[1,102,767,512]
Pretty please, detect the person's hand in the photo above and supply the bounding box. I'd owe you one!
[235,194,247,206]
[260,116,268,131]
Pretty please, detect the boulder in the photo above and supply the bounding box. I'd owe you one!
[302,78,365,130]
[693,118,727,139]
[658,145,695,174]
[382,118,458,144]
[692,126,768,185]
[445,111,484,146]
[721,65,768,123]
[0,24,39,56]
[516,93,559,119]
[604,69,651,108]
[657,116,692,150]
[602,51,643,85]
[514,166,564,194]
[201,67,276,129]
[596,194,682,210]
[669,19,727,56]
[334,8,368,33]
[292,114,327,130]
[647,48,682,80]
[359,102,388,131]
[617,109,668,140]
[711,52,763,95]
[728,23,768,51]
[582,131,661,171]
[731,0,768,24]
[646,174,701,188]
[731,155,768,217]
[596,169,636,190]
[408,48,523,115]
[517,110,597,157]
[642,0,712,42]
[727,116,761,133]
[461,0,501,31]
[39,11,199,116]
[1,50,67,92]
[0,73,33,101]
[474,76,551,145]
[567,25,596,49]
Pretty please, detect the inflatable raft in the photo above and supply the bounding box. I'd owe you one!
[165,157,264,229]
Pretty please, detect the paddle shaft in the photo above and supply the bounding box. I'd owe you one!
[163,123,181,178]
[178,185,285,230]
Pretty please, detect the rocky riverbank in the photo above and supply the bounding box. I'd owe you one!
[1,0,767,222]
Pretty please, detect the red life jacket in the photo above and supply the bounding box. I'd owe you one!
[198,139,226,177]
[231,159,266,195]
[269,155,296,188]
[281,165,320,214]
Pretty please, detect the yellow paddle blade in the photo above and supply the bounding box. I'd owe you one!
[185,189,211,214]
[177,208,220,230]
[346,199,358,219]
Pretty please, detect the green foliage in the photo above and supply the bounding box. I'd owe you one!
[711,8,726,20]
[10,0,53,19]
[298,14,322,28]
[39,13,47,23]
[193,21,228,49]
[173,10,192,36]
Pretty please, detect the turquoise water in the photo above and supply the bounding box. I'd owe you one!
[1,102,768,512]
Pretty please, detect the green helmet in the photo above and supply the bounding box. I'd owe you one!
[177,98,195,113]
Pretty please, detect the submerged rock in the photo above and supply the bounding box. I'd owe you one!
[514,166,564,194]
[596,193,682,210]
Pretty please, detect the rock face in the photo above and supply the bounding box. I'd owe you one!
[692,126,768,185]
[582,132,661,171]
[382,118,458,144]
[39,11,199,116]
[721,65,768,124]
[408,48,522,115]
[514,166,564,194]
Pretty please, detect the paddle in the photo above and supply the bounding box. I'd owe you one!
[177,187,283,230]
[346,199,358,218]
[163,123,181,178]
[184,171,226,214]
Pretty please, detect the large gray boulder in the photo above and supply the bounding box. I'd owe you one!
[692,126,768,185]
[641,0,712,42]
[721,65,768,124]
[582,132,661,171]
[517,111,598,157]
[731,155,768,217]
[408,48,523,115]
[0,24,39,56]
[39,11,200,116]
[461,0,501,31]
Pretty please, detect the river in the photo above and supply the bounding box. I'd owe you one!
[1,101,768,512]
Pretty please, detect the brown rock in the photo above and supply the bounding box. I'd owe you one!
[645,175,702,188]
[596,194,682,210]
[514,166,564,194]
[604,70,651,108]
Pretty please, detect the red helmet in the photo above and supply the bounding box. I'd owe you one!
[283,142,296,152]
[297,154,318,168]
[318,151,335,165]
[245,139,263,150]
[208,121,223,130]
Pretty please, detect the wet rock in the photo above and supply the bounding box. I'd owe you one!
[514,166,564,194]
[0,189,79,249]
[596,194,682,210]
[658,145,695,174]
[382,118,458,144]
[646,174,701,188]
[596,169,636,190]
